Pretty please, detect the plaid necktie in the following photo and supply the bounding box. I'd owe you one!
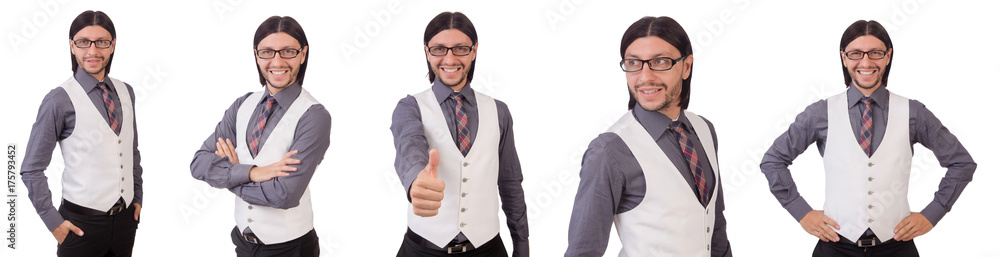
[97,83,120,135]
[450,92,471,156]
[670,121,708,206]
[249,96,276,159]
[859,97,874,157]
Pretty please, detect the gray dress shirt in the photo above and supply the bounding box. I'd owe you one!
[565,106,732,257]
[390,79,529,256]
[760,84,976,227]
[21,68,144,231]
[190,82,331,214]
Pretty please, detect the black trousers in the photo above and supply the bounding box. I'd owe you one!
[813,236,919,257]
[230,227,320,257]
[397,229,507,257]
[56,202,138,257]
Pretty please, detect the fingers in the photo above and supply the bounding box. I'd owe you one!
[133,204,141,221]
[819,223,839,242]
[215,139,225,157]
[283,150,300,159]
[822,215,841,230]
[411,198,442,217]
[426,149,440,178]
[66,222,83,236]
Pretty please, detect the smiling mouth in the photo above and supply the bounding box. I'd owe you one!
[270,70,287,75]
[640,89,662,94]
[442,67,459,73]
[859,70,875,75]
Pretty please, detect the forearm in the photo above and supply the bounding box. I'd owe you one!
[21,169,64,231]
[190,149,253,188]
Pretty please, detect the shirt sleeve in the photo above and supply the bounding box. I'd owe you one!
[190,94,256,190]
[565,133,629,257]
[20,88,73,231]
[760,99,827,221]
[909,100,976,225]
[495,100,529,256]
[228,105,331,209]
[124,83,143,206]
[390,96,429,201]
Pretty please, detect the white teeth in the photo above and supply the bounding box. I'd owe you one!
[860,71,874,75]
[270,71,287,75]
[443,68,458,72]
[641,89,661,94]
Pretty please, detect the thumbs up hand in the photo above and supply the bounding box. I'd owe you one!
[410,149,445,217]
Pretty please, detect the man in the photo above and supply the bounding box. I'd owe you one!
[565,16,732,257]
[190,16,330,257]
[760,20,976,256]
[20,10,143,256]
[390,11,528,257]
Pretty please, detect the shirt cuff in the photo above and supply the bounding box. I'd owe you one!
[787,197,814,222]
[920,202,947,226]
[41,208,65,232]
[229,164,254,186]
[512,239,529,257]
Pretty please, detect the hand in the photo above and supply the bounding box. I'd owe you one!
[410,149,444,217]
[133,203,141,221]
[51,220,84,245]
[894,212,933,241]
[799,210,841,242]
[215,138,239,164]
[248,150,300,183]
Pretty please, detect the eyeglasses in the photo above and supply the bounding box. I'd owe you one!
[256,48,303,59]
[844,50,887,60]
[427,45,473,56]
[620,56,687,72]
[73,39,112,49]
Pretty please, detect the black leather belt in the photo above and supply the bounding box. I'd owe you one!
[405,229,476,254]
[839,234,895,247]
[61,199,127,216]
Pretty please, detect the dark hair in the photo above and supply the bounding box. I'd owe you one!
[620,16,693,110]
[253,16,309,86]
[423,12,478,84]
[69,10,116,75]
[840,20,893,88]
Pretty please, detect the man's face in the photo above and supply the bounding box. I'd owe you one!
[842,35,892,91]
[624,36,692,114]
[70,25,115,80]
[256,32,307,92]
[425,29,477,89]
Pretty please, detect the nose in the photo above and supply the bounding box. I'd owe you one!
[635,63,656,83]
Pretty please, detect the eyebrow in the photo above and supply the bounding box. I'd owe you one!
[428,43,471,47]
[624,53,675,59]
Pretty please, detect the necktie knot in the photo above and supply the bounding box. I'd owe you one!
[861,97,873,106]
[450,92,462,101]
[669,121,685,134]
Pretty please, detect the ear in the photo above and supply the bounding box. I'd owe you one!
[885,48,892,65]
[299,45,308,65]
[681,54,693,80]
[470,43,478,61]
[841,51,848,68]
[424,45,432,60]
[109,38,116,53]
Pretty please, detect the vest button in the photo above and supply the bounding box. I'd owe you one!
[121,189,124,193]
[461,192,468,197]
[868,177,874,182]
[460,222,466,228]
[868,218,874,223]
[868,190,874,195]
[868,162,874,167]
[118,139,122,144]
[706,227,710,233]
[462,178,469,183]
[248,205,253,210]
[461,208,467,213]
[120,153,123,157]
[248,218,253,223]
[121,177,125,181]
[463,162,469,167]
[120,164,124,169]
[868,205,874,209]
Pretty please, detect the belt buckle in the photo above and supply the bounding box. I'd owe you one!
[857,238,877,247]
[243,234,260,244]
[446,244,467,254]
[107,205,125,216]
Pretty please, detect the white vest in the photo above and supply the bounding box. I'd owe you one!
[823,90,912,242]
[58,76,134,211]
[610,110,719,257]
[233,89,318,244]
[409,89,501,248]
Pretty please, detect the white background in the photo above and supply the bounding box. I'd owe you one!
[2,0,997,256]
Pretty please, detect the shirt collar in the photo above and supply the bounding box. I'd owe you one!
[73,67,112,93]
[632,103,691,139]
[262,81,302,109]
[846,82,889,108]
[431,78,477,106]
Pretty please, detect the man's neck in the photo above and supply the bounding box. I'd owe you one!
[854,83,881,96]
[657,106,682,121]
[448,83,466,92]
